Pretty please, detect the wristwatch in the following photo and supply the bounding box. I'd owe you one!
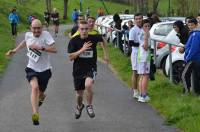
[41,46,45,51]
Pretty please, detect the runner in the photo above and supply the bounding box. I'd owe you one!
[44,10,51,29]
[128,13,143,99]
[51,8,59,37]
[6,19,57,125]
[67,20,109,119]
[69,15,84,38]
[71,16,99,38]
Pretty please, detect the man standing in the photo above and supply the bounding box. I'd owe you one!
[68,20,108,119]
[129,13,143,99]
[181,18,200,94]
[6,19,57,125]
[8,8,19,37]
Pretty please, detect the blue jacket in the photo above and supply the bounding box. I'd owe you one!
[8,12,19,24]
[184,27,200,63]
[72,11,78,21]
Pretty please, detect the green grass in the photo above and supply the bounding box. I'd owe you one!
[97,44,200,132]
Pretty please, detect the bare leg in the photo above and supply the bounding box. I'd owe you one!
[30,77,40,114]
[85,77,94,105]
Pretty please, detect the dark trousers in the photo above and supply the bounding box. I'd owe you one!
[182,61,200,94]
[11,23,17,36]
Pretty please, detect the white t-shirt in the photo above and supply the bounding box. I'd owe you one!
[138,29,150,63]
[25,31,55,72]
[129,25,142,52]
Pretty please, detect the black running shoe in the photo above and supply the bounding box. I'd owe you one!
[75,104,84,119]
[86,105,95,118]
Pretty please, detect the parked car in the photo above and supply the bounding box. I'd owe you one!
[150,21,181,76]
[165,43,185,84]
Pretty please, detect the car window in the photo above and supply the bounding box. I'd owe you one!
[154,24,173,36]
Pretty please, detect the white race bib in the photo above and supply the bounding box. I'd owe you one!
[27,48,41,62]
[79,51,93,58]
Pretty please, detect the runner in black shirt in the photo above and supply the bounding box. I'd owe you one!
[44,10,50,29]
[68,20,109,119]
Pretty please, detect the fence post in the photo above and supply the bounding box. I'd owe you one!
[153,40,157,63]
[123,32,126,55]
[116,31,119,48]
[168,44,173,83]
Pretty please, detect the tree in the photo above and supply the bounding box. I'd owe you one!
[63,0,68,19]
[45,0,52,13]
[152,0,160,12]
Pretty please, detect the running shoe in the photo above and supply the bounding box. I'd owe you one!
[86,105,95,118]
[39,95,46,107]
[75,104,84,119]
[32,113,40,125]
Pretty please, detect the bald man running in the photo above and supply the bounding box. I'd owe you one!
[6,19,57,125]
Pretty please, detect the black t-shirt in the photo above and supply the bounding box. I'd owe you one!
[44,11,50,19]
[68,35,103,77]
[51,13,59,22]
[71,25,78,36]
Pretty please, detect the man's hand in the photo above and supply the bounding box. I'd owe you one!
[5,49,16,57]
[142,44,148,51]
[80,41,93,52]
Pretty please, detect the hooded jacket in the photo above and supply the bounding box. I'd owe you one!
[184,27,200,63]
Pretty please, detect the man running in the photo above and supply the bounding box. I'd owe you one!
[44,10,51,29]
[68,20,109,119]
[51,8,59,37]
[6,19,57,125]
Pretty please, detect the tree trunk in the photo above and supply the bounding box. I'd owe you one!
[63,0,68,20]
[45,0,52,13]
[153,0,160,13]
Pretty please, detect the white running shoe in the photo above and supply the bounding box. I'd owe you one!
[144,95,150,102]
[138,96,146,103]
[132,89,139,99]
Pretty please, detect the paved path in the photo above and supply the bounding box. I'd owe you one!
[0,25,178,132]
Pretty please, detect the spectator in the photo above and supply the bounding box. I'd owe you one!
[72,8,79,24]
[181,18,200,94]
[8,8,19,37]
[113,13,123,52]
[137,19,151,102]
[197,13,200,26]
[185,16,195,30]
[173,20,189,45]
[97,8,104,17]
[151,13,161,25]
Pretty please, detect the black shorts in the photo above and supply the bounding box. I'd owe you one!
[53,21,59,26]
[73,69,97,91]
[25,67,52,92]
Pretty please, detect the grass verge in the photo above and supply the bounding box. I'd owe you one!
[97,44,200,132]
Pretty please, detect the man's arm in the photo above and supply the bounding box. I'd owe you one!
[68,41,92,61]
[6,40,26,57]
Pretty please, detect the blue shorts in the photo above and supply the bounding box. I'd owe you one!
[25,67,52,92]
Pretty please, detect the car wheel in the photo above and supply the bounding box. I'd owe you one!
[172,61,185,84]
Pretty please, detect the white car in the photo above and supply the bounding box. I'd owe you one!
[150,21,180,75]
[165,44,185,84]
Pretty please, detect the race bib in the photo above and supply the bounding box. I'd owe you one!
[27,48,41,62]
[79,51,93,58]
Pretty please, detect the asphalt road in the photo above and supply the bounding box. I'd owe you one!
[0,25,178,132]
